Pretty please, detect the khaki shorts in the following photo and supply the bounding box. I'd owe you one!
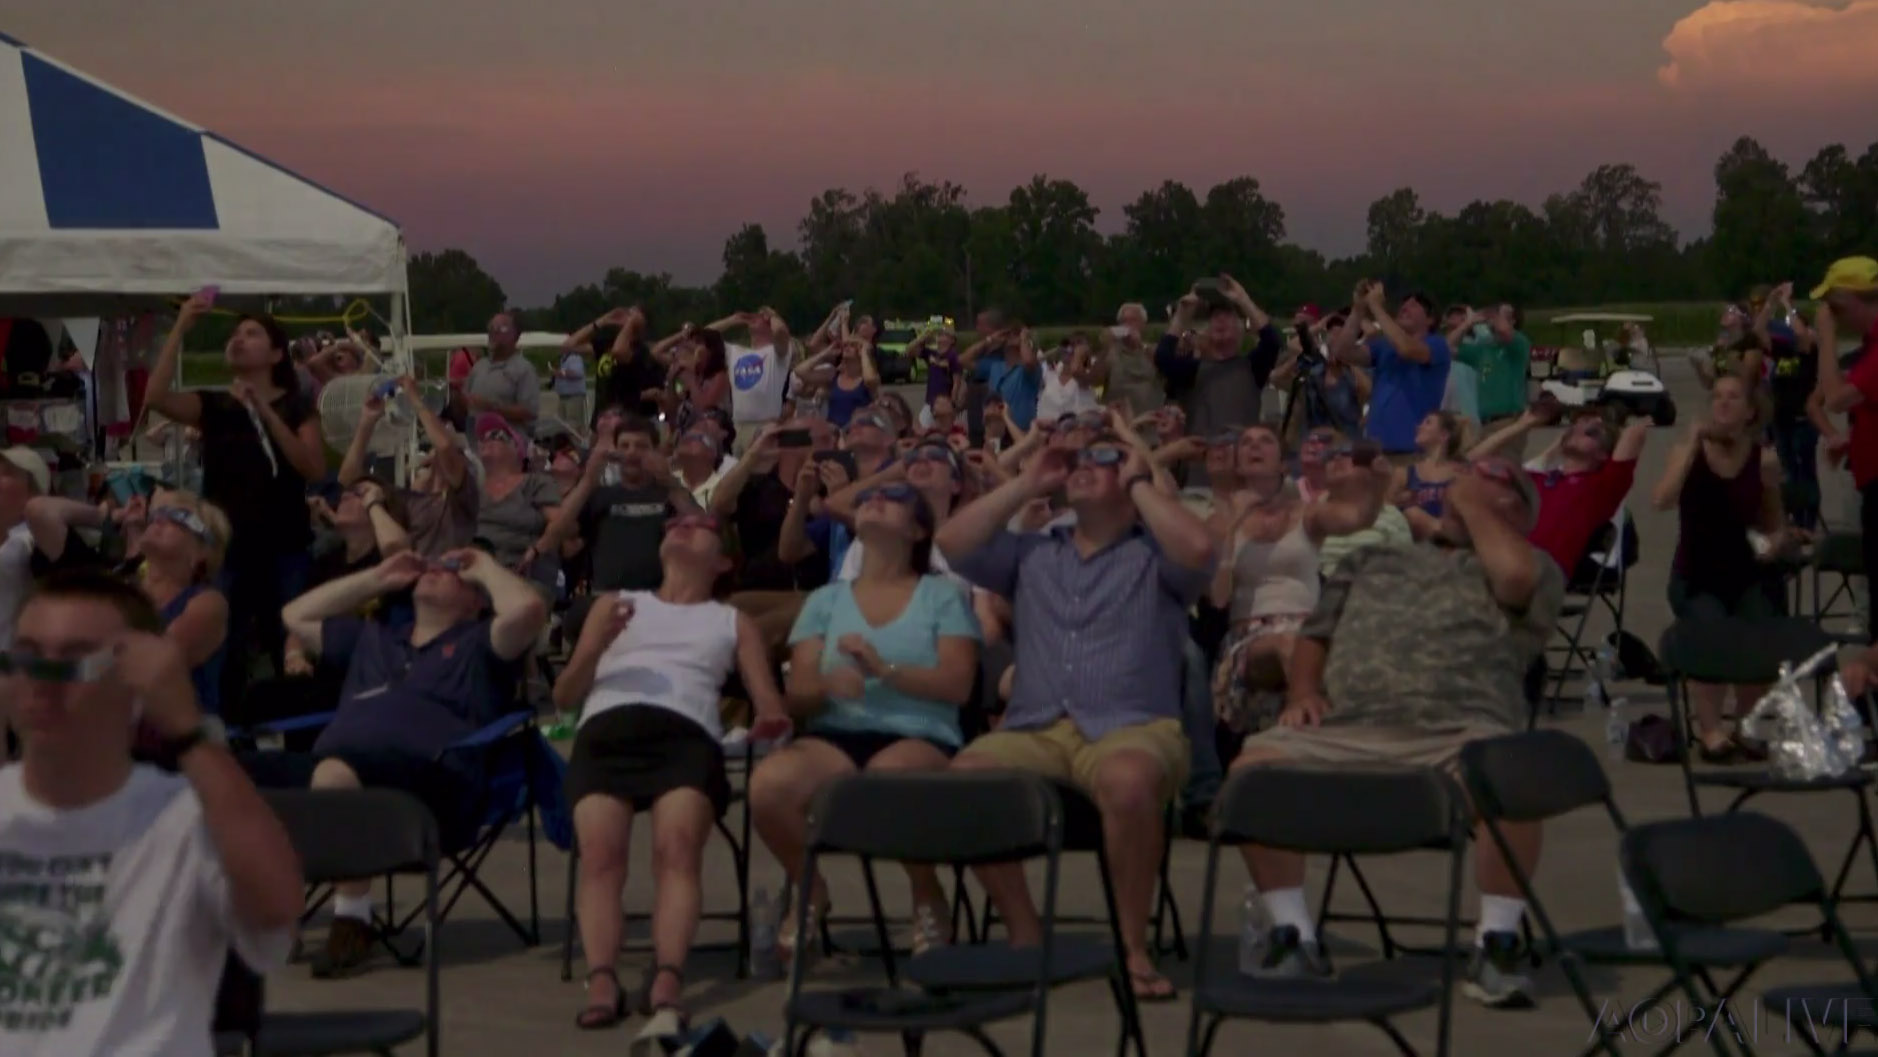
[960,716,1190,803]
[1240,723,1510,777]
[732,420,776,455]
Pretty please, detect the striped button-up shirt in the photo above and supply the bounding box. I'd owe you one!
[953,526,1211,740]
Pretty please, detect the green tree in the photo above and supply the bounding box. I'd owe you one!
[1004,175,1101,322]
[407,249,508,332]
[1710,137,1811,298]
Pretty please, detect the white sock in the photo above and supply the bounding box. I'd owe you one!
[1261,887,1316,942]
[1476,894,1526,944]
[333,893,374,923]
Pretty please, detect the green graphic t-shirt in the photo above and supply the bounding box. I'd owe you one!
[0,765,292,1055]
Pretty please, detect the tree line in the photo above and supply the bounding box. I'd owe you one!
[404,134,1876,337]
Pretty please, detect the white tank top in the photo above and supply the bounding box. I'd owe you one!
[1230,520,1322,622]
[579,592,741,738]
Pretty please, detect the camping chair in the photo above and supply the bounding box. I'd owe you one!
[1625,813,1875,1057]
[904,779,1147,1057]
[1461,730,1791,1057]
[558,739,757,981]
[258,789,441,1057]
[783,771,1067,1057]
[1811,531,1865,636]
[239,709,567,962]
[1187,765,1466,1057]
[1659,618,1878,928]
[1546,511,1638,707]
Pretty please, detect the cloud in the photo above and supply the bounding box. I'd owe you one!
[1658,0,1878,96]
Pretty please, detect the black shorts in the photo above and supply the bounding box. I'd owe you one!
[565,705,731,818]
[239,748,480,851]
[804,729,958,770]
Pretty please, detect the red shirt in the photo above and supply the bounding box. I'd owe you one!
[1527,457,1638,572]
[1845,321,1878,488]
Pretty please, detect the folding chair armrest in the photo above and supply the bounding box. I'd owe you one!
[436,711,533,761]
[229,710,338,742]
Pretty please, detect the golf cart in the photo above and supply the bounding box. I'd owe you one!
[1539,313,1676,426]
[877,315,954,384]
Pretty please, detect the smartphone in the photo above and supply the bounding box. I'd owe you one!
[197,285,219,305]
[775,428,813,449]
[1109,324,1131,339]
[372,379,399,400]
[812,450,859,478]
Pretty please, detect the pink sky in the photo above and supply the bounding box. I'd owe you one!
[16,0,1878,302]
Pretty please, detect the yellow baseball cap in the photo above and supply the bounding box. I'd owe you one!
[1810,256,1878,300]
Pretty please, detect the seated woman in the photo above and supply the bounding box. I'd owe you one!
[552,512,788,1034]
[750,484,981,962]
[1394,411,1470,539]
[24,488,232,718]
[1210,425,1389,734]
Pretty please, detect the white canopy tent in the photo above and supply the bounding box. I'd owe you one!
[0,31,408,317]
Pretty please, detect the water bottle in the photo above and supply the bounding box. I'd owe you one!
[1605,696,1630,761]
[1237,883,1270,974]
[1618,867,1657,951]
[808,1030,862,1057]
[750,887,779,979]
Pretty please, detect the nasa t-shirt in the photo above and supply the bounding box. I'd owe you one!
[727,342,792,424]
[0,765,292,1057]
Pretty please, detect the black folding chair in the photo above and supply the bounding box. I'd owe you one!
[1462,730,1791,1057]
[558,740,756,981]
[1625,813,1874,1057]
[1187,765,1466,1057]
[1811,532,1865,635]
[258,789,441,1057]
[1548,513,1638,705]
[783,771,1067,1057]
[213,952,263,1056]
[1659,618,1878,926]
[905,779,1147,1057]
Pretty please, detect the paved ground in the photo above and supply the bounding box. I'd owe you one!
[265,358,1878,1055]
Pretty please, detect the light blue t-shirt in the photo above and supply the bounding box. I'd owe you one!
[1364,333,1452,453]
[787,575,982,747]
[974,355,1042,430]
[554,351,587,398]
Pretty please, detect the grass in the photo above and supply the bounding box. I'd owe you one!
[174,300,1733,386]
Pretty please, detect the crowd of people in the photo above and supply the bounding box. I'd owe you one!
[2,254,1878,1054]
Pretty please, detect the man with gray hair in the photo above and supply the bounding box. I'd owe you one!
[1225,456,1562,1011]
[1103,302,1164,417]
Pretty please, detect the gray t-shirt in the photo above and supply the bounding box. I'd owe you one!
[466,354,543,433]
[1105,347,1163,417]
[1187,357,1264,440]
[475,473,562,569]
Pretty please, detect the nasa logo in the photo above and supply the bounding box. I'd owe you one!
[732,353,765,391]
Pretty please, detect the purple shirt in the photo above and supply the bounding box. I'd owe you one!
[923,346,960,406]
[950,526,1210,739]
[313,616,521,762]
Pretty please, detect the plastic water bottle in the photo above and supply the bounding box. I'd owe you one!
[750,888,779,979]
[1605,696,1630,761]
[1618,867,1657,951]
[1237,884,1270,974]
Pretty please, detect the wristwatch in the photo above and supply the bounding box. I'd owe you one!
[159,724,213,761]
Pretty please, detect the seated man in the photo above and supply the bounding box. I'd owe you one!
[937,424,1216,1002]
[1,570,302,1055]
[256,547,547,976]
[1471,407,1648,575]
[1230,458,1564,1009]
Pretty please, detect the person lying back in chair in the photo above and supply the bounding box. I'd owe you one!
[252,548,546,978]
[1228,458,1564,1011]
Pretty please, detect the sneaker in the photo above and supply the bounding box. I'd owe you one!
[311,916,374,979]
[910,902,950,958]
[1249,925,1332,980]
[1463,931,1535,1009]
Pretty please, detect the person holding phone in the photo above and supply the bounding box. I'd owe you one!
[1329,281,1452,457]
[531,414,700,597]
[958,324,1043,431]
[1453,303,1533,460]
[1156,276,1283,441]
[710,309,796,453]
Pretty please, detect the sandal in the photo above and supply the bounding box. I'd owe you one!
[575,967,627,1030]
[1128,966,1178,1003]
[634,961,687,1021]
[776,895,831,971]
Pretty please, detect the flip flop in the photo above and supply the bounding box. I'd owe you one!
[1128,967,1178,1003]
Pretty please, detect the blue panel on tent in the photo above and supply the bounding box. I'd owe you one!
[23,53,218,230]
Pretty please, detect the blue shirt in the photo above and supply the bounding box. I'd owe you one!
[788,575,981,747]
[313,617,521,763]
[951,526,1211,739]
[806,515,854,582]
[973,355,1042,430]
[159,583,224,716]
[1364,334,1452,453]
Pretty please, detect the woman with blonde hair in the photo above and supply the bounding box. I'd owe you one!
[1394,410,1473,539]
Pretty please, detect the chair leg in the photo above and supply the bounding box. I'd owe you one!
[1193,1015,1226,1057]
[1371,1018,1424,1057]
[560,847,579,982]
[961,1026,1007,1057]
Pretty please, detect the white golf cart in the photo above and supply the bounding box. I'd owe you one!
[1539,312,1676,426]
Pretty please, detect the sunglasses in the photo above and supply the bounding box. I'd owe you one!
[1303,430,1337,445]
[480,429,513,444]
[902,445,954,468]
[426,556,467,573]
[1078,447,1126,467]
[678,431,717,448]
[665,514,721,533]
[856,482,919,505]
[849,413,892,433]
[151,505,215,545]
[1208,431,1239,448]
[0,647,115,684]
